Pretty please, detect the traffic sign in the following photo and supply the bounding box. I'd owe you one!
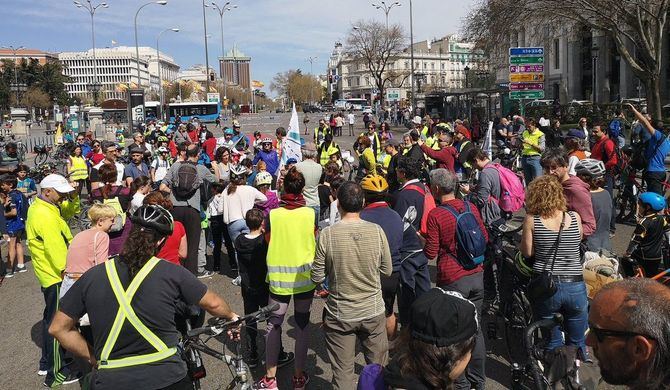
[510,56,544,64]
[510,73,545,82]
[509,47,544,56]
[510,83,544,91]
[510,65,544,73]
[509,91,545,99]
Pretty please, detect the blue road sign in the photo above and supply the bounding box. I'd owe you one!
[509,47,544,56]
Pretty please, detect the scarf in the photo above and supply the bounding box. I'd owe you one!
[280,193,306,210]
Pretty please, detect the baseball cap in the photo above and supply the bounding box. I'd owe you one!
[564,128,586,140]
[286,158,298,165]
[40,174,75,193]
[412,116,422,125]
[409,288,479,347]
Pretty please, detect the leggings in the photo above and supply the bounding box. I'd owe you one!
[265,290,314,371]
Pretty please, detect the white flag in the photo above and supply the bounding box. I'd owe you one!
[482,121,494,160]
[280,101,303,173]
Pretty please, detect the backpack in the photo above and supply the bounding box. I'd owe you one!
[9,190,28,230]
[172,162,202,201]
[404,184,437,236]
[602,138,624,175]
[104,186,127,233]
[608,118,623,139]
[357,364,385,390]
[441,202,487,270]
[485,163,525,212]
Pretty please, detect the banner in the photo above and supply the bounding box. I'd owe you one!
[482,121,493,160]
[279,101,303,175]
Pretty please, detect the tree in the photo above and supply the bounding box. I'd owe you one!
[463,0,670,120]
[270,69,322,105]
[345,20,406,107]
[21,87,51,109]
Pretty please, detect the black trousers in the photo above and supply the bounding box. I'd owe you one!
[171,206,201,275]
[41,283,71,386]
[644,171,667,196]
[209,215,236,271]
[241,286,270,356]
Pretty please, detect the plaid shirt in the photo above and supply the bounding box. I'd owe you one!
[423,198,488,286]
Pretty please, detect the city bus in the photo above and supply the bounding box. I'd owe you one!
[144,101,160,120]
[168,101,221,123]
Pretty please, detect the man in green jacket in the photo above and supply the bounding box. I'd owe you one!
[26,174,79,387]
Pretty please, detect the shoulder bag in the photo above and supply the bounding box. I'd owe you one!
[527,212,565,302]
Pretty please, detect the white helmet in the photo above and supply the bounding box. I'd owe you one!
[574,158,606,178]
[230,165,248,181]
[255,171,273,186]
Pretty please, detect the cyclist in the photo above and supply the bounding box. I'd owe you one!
[574,158,612,252]
[622,192,670,277]
[49,204,239,390]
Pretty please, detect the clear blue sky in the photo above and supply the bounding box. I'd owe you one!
[1,0,475,96]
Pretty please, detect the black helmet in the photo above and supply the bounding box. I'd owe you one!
[130,204,174,237]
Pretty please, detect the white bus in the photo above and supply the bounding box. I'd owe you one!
[335,98,369,111]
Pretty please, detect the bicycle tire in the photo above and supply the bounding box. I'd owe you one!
[503,288,533,365]
[34,153,47,166]
[17,142,26,163]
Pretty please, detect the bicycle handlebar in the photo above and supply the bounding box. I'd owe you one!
[186,303,279,337]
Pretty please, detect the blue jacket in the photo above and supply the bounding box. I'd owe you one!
[253,150,280,177]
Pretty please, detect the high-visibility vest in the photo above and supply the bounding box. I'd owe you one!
[69,156,88,180]
[266,207,316,296]
[319,143,340,166]
[98,257,177,369]
[521,129,545,157]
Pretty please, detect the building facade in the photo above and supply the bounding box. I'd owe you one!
[219,46,251,91]
[58,46,179,102]
[329,35,488,105]
[0,48,59,66]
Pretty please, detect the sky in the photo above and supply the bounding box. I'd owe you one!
[0,0,476,96]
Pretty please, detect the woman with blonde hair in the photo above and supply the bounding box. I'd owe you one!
[520,175,587,355]
[60,203,118,298]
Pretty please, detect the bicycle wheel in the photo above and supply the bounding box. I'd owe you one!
[503,287,533,365]
[17,143,27,163]
[34,153,47,166]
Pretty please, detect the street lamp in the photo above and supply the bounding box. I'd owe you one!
[200,0,213,95]
[134,1,168,88]
[591,44,599,103]
[157,28,179,121]
[1,45,25,105]
[73,1,108,106]
[206,2,237,101]
[408,0,415,113]
[464,65,470,88]
[307,56,318,104]
[372,1,401,30]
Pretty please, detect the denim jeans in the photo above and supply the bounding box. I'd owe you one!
[603,173,617,232]
[531,281,589,353]
[522,155,542,184]
[228,219,250,246]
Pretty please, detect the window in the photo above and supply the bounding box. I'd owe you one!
[554,38,560,69]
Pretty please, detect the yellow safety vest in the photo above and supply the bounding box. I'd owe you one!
[69,156,88,180]
[266,207,316,295]
[98,257,177,369]
[319,143,340,166]
[521,129,544,157]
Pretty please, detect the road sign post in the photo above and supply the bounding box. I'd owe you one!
[509,47,545,103]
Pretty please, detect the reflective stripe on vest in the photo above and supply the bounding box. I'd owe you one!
[99,257,177,369]
[521,129,544,157]
[266,207,316,295]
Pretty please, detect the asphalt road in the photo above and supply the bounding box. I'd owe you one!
[0,112,630,389]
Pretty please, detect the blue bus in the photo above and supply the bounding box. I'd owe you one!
[168,101,221,123]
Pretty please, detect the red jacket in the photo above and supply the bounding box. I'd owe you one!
[591,136,617,172]
[420,144,457,172]
[423,198,488,286]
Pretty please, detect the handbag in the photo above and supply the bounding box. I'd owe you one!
[527,212,565,302]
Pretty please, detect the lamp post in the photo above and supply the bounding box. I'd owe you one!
[591,44,599,103]
[157,28,179,121]
[307,56,318,105]
[409,0,415,113]
[207,2,237,102]
[73,1,108,106]
[372,1,401,30]
[134,1,167,88]
[200,0,213,95]
[1,45,25,105]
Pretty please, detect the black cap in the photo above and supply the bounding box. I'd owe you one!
[409,288,479,347]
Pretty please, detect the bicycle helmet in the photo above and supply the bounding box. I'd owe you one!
[514,251,533,279]
[574,158,606,178]
[638,192,666,212]
[255,171,273,186]
[230,165,248,181]
[130,204,174,237]
[260,137,273,144]
[224,128,234,135]
[157,135,169,143]
[361,174,389,193]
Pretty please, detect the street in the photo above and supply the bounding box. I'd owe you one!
[0,112,632,389]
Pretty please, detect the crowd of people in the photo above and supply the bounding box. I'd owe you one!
[4,103,670,390]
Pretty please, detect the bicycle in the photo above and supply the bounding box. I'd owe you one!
[183,303,278,390]
[622,256,670,284]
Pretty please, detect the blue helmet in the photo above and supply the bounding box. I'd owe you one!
[224,128,234,135]
[638,192,666,212]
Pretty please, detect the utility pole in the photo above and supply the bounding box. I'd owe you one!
[409,0,415,112]
[307,56,318,105]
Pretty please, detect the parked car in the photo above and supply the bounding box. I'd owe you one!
[320,104,334,112]
[301,104,320,113]
[525,99,553,108]
[362,106,373,114]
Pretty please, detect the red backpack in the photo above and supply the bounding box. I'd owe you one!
[404,184,437,236]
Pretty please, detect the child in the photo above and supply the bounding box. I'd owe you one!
[254,171,279,217]
[1,175,28,277]
[129,176,152,214]
[207,182,229,273]
[252,137,280,181]
[234,209,292,368]
[623,192,670,277]
[15,165,37,199]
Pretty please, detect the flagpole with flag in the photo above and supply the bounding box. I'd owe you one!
[278,101,303,176]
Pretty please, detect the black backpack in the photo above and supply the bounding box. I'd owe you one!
[172,162,201,200]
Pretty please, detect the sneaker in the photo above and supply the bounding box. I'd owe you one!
[253,376,278,390]
[231,276,241,286]
[37,370,47,376]
[4,270,14,278]
[16,264,27,273]
[197,270,214,279]
[292,373,309,390]
[277,351,295,368]
[62,372,82,385]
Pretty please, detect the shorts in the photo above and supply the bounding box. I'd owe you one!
[8,229,25,240]
[381,271,400,317]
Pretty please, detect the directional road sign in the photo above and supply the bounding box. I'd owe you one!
[509,65,544,73]
[509,47,544,56]
[509,46,545,100]
[510,56,544,64]
[510,83,544,91]
[510,73,545,82]
[510,91,545,99]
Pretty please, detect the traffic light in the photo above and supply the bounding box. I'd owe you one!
[328,75,333,83]
[210,72,215,82]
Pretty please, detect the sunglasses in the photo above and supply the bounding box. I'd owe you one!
[77,138,84,141]
[588,323,655,343]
